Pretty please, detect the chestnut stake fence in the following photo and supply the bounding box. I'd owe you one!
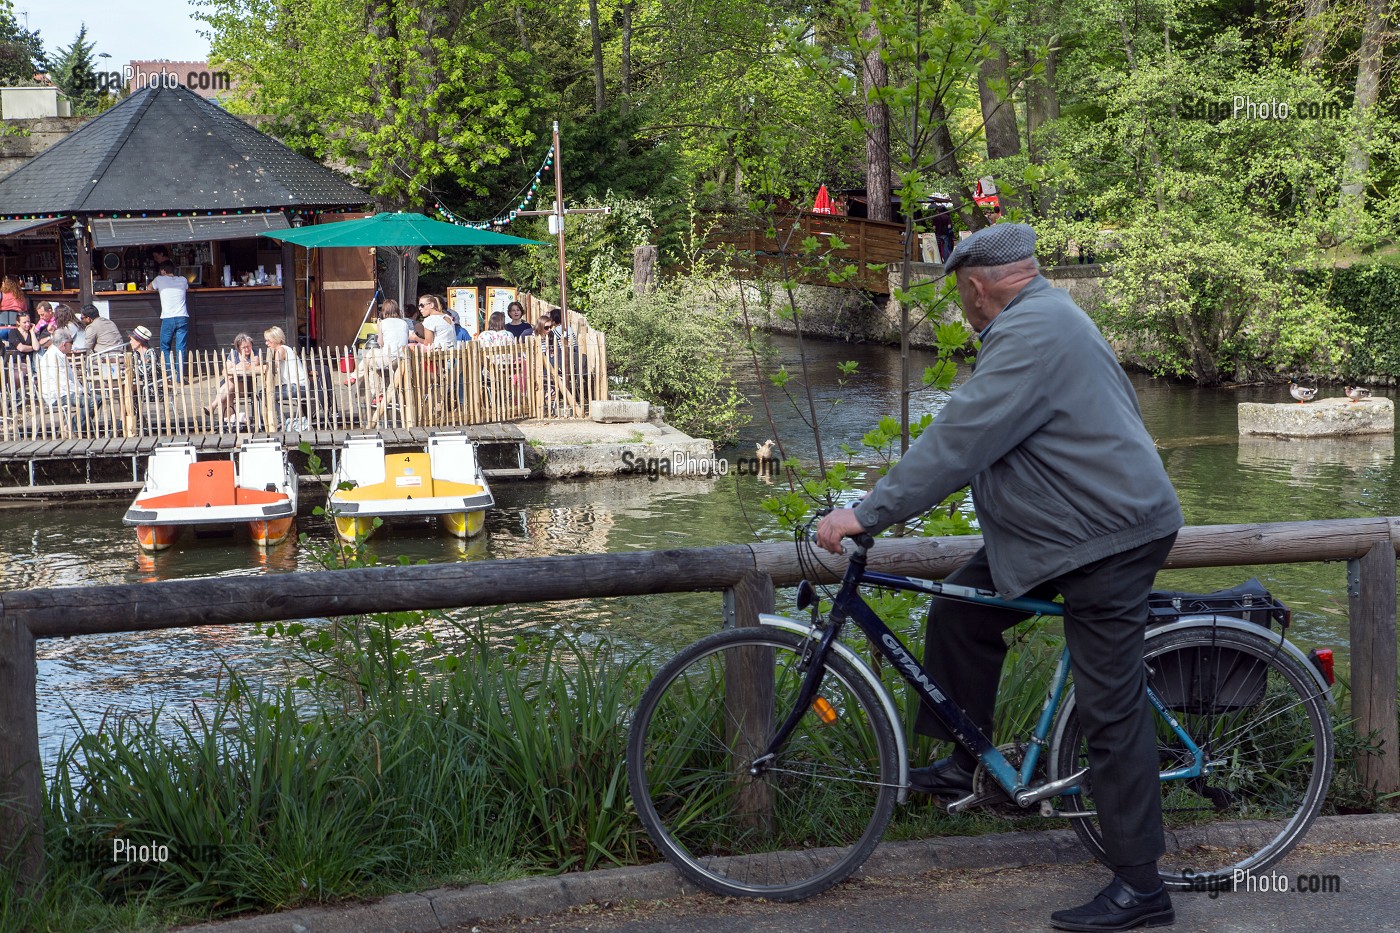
[0,334,608,441]
[2,517,1396,888]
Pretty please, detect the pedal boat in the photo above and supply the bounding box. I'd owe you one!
[122,439,298,552]
[328,434,493,543]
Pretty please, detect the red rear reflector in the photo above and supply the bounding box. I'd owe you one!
[1309,648,1335,686]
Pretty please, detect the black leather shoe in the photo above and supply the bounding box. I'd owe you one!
[1049,877,1174,931]
[907,756,975,796]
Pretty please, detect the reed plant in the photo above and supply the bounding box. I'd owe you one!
[15,623,649,928]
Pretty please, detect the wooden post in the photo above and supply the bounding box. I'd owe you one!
[632,245,657,295]
[0,615,43,889]
[1348,540,1399,795]
[723,570,776,831]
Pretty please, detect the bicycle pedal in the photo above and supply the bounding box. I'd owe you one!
[946,790,1005,815]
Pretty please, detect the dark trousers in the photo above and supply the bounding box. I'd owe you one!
[918,533,1178,868]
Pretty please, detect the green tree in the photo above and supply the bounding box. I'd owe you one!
[51,25,105,115]
[1040,5,1381,383]
[0,1,45,86]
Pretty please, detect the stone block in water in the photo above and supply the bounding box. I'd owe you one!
[1237,396,1394,437]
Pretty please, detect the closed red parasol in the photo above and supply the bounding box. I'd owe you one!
[811,184,835,214]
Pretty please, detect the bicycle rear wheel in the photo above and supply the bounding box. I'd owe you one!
[1051,624,1333,890]
[627,626,898,901]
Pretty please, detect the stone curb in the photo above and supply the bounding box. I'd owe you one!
[177,814,1400,933]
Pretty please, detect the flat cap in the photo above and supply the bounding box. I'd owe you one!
[944,222,1036,273]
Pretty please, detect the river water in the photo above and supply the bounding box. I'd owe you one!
[13,337,1395,762]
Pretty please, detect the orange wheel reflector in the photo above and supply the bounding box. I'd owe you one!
[812,696,838,724]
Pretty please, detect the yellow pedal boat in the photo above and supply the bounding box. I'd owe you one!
[328,433,493,543]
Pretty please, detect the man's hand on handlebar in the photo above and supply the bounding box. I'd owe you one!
[815,507,866,555]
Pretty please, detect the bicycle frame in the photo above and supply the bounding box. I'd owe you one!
[759,547,1206,808]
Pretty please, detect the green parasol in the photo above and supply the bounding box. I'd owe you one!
[262,211,546,307]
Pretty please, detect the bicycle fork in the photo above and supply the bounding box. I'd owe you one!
[748,620,842,776]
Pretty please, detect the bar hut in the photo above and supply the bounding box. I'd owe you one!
[0,83,370,348]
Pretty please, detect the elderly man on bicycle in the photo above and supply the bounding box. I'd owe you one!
[818,223,1183,932]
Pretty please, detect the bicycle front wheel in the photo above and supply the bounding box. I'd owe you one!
[627,626,898,901]
[1051,624,1333,890]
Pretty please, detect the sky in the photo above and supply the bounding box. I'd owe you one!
[22,0,211,70]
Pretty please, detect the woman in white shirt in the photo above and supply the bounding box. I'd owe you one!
[408,295,457,351]
[348,299,410,404]
[263,326,308,403]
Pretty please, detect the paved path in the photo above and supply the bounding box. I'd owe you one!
[467,841,1399,933]
[182,816,1400,933]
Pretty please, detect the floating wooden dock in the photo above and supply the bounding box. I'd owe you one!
[0,424,529,494]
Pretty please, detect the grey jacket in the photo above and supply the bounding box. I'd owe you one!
[853,276,1182,597]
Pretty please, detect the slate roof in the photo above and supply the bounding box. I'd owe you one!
[0,84,368,215]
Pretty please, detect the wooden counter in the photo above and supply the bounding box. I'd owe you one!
[92,285,293,349]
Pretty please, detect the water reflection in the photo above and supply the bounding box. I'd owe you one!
[12,338,1398,763]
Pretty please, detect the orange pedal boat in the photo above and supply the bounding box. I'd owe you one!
[123,440,298,552]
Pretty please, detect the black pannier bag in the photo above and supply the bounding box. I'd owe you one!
[1145,578,1290,715]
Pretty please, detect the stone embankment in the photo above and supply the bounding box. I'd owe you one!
[520,401,715,480]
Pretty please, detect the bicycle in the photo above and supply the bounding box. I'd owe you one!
[626,522,1336,902]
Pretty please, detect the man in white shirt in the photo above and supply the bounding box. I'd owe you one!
[38,334,99,429]
[151,261,190,380]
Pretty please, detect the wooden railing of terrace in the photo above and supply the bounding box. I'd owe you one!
[0,334,608,441]
[0,518,1396,888]
[699,210,907,293]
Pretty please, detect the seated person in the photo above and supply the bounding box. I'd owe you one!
[7,311,41,364]
[32,302,54,342]
[347,300,410,404]
[37,334,100,428]
[504,301,533,340]
[476,311,515,347]
[408,295,458,351]
[76,304,124,355]
[263,326,308,427]
[207,333,260,419]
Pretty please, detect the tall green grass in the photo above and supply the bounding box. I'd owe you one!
[1,624,650,930]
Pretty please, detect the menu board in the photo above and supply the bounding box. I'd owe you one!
[486,286,517,319]
[59,228,79,287]
[446,286,480,335]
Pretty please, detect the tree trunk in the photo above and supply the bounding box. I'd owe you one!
[513,5,533,54]
[1025,47,1060,215]
[930,100,986,232]
[1301,0,1330,67]
[366,0,401,132]
[619,0,633,157]
[860,0,892,221]
[588,0,606,113]
[1339,0,1389,214]
[978,46,1022,162]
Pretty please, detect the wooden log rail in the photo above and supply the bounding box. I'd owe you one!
[2,517,1397,886]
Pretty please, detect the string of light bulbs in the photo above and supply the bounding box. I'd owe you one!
[431,145,555,230]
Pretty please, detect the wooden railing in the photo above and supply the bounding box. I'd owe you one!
[701,210,907,293]
[0,335,608,441]
[1,517,1396,886]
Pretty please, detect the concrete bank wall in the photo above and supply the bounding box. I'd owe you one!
[0,116,97,178]
[736,263,1109,348]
